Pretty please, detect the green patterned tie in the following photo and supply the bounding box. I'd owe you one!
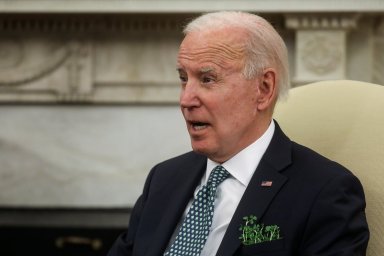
[165,166,230,256]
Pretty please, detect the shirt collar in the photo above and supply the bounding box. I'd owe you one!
[206,120,275,187]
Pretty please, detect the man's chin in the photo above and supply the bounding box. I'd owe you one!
[191,144,222,162]
[191,144,212,157]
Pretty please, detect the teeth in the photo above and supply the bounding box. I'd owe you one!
[192,122,208,130]
[194,124,207,130]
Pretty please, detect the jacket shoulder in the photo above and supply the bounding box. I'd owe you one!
[155,151,206,170]
[290,141,356,181]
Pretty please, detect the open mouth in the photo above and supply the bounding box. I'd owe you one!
[190,121,209,130]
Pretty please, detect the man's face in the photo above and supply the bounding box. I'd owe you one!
[177,28,265,163]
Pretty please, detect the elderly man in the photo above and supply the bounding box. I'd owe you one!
[108,11,369,256]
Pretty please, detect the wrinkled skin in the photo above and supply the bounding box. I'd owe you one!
[177,27,277,163]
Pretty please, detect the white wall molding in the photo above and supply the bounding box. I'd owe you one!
[0,0,383,13]
[0,15,183,103]
[286,14,360,30]
[286,14,363,84]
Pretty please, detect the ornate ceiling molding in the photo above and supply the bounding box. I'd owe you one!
[0,15,184,34]
[0,40,69,86]
[300,32,343,76]
[0,6,382,103]
[0,14,183,104]
[286,14,360,30]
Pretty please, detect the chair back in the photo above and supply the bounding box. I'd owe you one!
[274,80,384,256]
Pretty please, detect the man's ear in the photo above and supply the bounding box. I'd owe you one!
[256,68,277,111]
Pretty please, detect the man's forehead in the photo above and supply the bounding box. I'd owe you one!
[177,29,247,73]
[179,28,246,56]
[178,42,245,69]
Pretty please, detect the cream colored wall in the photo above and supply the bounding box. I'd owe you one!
[0,106,190,207]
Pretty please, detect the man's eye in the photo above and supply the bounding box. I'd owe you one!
[202,76,214,83]
[179,75,187,83]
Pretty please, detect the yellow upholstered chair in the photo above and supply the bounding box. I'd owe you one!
[273,80,384,256]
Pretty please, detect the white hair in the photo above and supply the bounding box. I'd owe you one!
[183,11,290,100]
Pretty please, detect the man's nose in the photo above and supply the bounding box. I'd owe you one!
[180,81,201,109]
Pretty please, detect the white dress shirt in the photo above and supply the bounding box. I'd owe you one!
[200,121,275,255]
[166,121,275,255]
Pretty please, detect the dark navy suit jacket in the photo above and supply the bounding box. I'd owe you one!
[108,123,369,256]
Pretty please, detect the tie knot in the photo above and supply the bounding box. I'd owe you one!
[207,165,230,187]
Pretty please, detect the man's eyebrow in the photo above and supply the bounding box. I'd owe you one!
[199,67,215,73]
[175,66,216,73]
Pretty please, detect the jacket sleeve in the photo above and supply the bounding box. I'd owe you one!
[300,172,370,256]
[107,167,156,256]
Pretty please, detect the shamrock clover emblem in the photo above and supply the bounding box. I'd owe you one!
[239,215,282,245]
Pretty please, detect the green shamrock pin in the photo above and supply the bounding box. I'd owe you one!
[239,215,282,245]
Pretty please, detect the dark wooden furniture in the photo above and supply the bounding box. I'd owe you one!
[0,208,130,256]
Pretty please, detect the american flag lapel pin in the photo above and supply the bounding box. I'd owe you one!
[261,180,273,187]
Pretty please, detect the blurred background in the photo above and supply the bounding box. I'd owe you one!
[0,0,383,255]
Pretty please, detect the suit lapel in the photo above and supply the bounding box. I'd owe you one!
[216,122,292,256]
[146,153,207,256]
